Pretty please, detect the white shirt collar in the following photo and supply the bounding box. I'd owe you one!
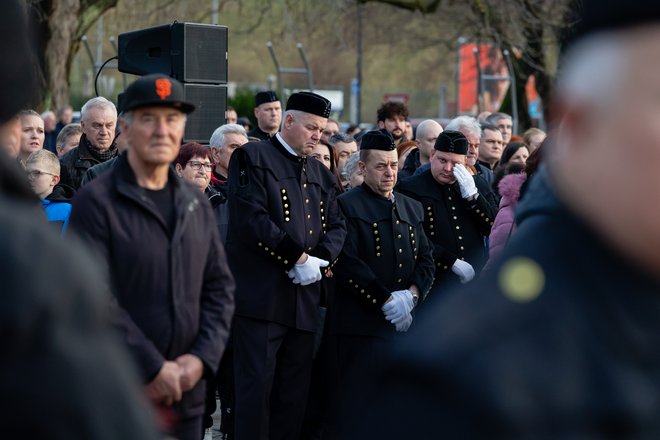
[276,133,298,157]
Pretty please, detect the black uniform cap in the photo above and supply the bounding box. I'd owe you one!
[434,130,468,155]
[122,74,195,114]
[360,129,396,151]
[286,91,332,118]
[255,90,279,106]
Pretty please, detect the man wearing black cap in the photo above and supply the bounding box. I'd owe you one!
[397,130,496,290]
[329,129,434,435]
[248,90,282,140]
[226,90,346,440]
[69,73,235,440]
[349,1,660,438]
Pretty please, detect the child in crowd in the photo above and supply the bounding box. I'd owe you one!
[25,149,74,233]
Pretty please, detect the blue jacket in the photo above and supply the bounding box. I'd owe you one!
[41,184,74,234]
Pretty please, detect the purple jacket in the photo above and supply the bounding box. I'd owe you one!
[487,173,527,263]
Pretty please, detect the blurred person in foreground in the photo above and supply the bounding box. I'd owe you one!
[0,1,160,438]
[69,74,235,440]
[349,2,660,438]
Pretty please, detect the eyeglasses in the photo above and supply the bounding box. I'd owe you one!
[187,160,214,171]
[26,170,55,179]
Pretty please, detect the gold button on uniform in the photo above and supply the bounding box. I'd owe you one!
[499,258,545,303]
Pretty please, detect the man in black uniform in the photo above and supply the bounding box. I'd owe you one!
[398,130,496,290]
[349,1,660,438]
[226,91,346,440]
[330,129,434,437]
[247,90,282,140]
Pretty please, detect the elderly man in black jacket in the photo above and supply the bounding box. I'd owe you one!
[226,91,346,440]
[59,96,119,190]
[69,74,235,440]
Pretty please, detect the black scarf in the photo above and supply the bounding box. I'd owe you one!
[83,134,117,162]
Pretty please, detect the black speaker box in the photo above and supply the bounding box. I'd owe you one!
[118,22,228,84]
[183,84,227,143]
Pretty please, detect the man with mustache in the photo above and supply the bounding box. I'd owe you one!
[376,101,409,147]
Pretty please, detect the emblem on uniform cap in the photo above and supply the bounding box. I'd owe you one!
[155,78,172,100]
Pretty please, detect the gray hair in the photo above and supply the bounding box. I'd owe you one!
[55,123,82,147]
[445,115,481,139]
[81,96,117,122]
[40,110,55,121]
[342,151,361,181]
[209,123,248,149]
[328,132,355,145]
[486,112,512,125]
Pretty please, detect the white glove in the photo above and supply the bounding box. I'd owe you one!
[453,164,478,199]
[382,290,415,331]
[451,259,475,284]
[287,256,329,286]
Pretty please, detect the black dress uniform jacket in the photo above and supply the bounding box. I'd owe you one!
[226,136,346,332]
[351,167,660,439]
[332,184,435,338]
[247,126,272,141]
[397,169,497,284]
[68,153,235,418]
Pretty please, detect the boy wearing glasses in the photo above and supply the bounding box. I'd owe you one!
[26,149,74,233]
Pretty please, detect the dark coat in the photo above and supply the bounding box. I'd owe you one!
[399,148,421,179]
[0,194,160,440]
[80,155,118,187]
[350,167,660,439]
[397,169,497,286]
[68,153,235,418]
[226,135,346,332]
[206,184,229,243]
[60,134,117,190]
[247,126,273,141]
[332,184,435,338]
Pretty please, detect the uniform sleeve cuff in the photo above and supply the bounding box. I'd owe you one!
[275,234,304,270]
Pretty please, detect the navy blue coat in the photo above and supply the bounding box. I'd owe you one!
[348,167,660,438]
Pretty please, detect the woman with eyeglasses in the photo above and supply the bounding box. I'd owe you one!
[175,142,228,241]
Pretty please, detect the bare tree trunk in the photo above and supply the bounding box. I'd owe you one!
[44,0,81,111]
[27,0,118,111]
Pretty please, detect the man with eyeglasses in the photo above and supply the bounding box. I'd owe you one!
[69,74,235,440]
[398,130,497,291]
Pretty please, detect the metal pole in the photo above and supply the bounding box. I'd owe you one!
[296,43,314,91]
[211,0,220,24]
[503,49,518,135]
[473,45,483,114]
[96,17,103,68]
[109,36,127,90]
[81,36,96,67]
[266,41,284,100]
[455,37,467,116]
[356,1,363,124]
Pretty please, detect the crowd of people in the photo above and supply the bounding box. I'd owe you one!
[4,0,660,439]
